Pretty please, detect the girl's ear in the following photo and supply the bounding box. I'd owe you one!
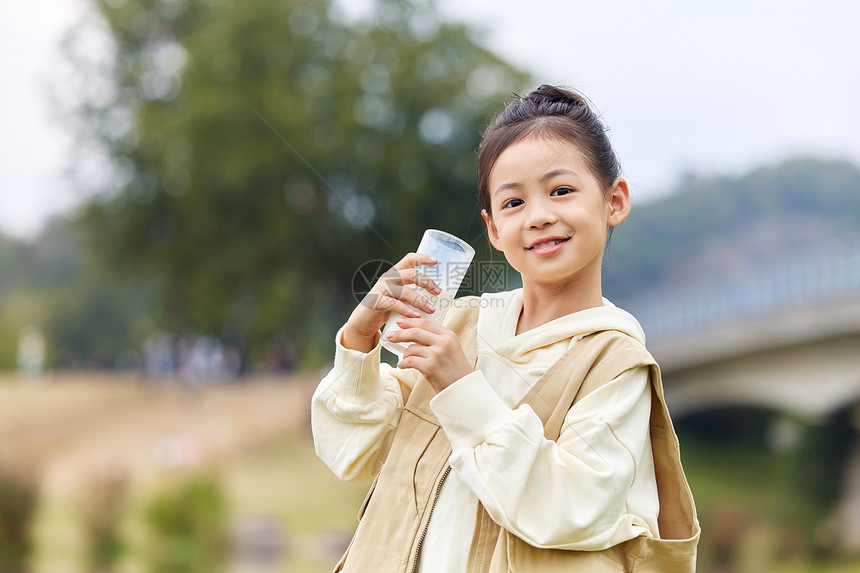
[607,178,631,227]
[481,209,502,250]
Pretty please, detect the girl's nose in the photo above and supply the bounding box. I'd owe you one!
[524,198,557,228]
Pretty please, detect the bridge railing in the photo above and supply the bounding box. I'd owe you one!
[624,233,860,344]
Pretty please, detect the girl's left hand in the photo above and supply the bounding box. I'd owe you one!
[387,318,473,393]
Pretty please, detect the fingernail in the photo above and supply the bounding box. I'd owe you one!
[428,257,438,263]
[425,304,435,313]
[396,318,405,326]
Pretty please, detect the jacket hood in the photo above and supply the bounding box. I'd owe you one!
[477,289,647,364]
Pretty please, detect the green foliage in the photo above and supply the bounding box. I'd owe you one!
[47,0,860,370]
[0,234,38,369]
[0,235,20,295]
[67,0,530,367]
[772,410,857,557]
[0,459,41,572]
[143,470,228,573]
[4,156,856,372]
[676,406,860,568]
[0,301,31,371]
[0,218,156,370]
[79,469,128,569]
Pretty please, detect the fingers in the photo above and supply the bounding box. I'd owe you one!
[385,319,451,357]
[391,317,447,335]
[396,353,425,371]
[381,280,437,313]
[354,252,441,332]
[366,285,435,316]
[361,292,422,318]
[409,269,443,296]
[367,253,440,316]
[348,252,443,347]
[395,328,432,371]
[390,321,471,391]
[388,253,442,294]
[393,252,437,272]
[386,319,440,347]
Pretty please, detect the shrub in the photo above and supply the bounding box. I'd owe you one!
[79,467,128,570]
[143,469,227,573]
[0,458,41,572]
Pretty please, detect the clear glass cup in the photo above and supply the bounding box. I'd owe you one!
[381,229,475,356]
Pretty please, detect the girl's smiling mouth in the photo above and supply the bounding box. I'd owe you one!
[524,234,572,254]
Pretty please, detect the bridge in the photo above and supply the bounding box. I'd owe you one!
[624,232,860,550]
[628,233,860,418]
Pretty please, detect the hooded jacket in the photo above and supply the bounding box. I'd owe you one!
[312,291,699,571]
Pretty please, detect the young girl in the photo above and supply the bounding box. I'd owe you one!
[312,85,699,572]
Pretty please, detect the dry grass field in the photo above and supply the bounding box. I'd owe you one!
[0,371,368,573]
[5,372,859,573]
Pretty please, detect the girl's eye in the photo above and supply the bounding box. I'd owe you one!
[502,198,524,209]
[551,186,574,196]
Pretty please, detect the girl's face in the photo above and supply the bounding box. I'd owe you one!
[481,135,629,294]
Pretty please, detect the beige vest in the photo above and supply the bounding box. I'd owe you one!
[333,297,700,572]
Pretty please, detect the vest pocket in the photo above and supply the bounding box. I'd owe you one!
[626,534,699,572]
[399,407,451,515]
[332,476,378,572]
[505,531,628,572]
[357,472,380,520]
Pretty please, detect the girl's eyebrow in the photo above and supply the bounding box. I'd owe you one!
[492,168,582,197]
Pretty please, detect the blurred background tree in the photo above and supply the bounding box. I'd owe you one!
[34,0,860,373]
[0,217,156,370]
[60,0,531,369]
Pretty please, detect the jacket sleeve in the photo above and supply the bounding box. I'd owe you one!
[311,326,421,482]
[429,365,657,550]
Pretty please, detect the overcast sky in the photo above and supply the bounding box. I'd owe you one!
[2,0,858,239]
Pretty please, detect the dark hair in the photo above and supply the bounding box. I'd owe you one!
[477,85,622,217]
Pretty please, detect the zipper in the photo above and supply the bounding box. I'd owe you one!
[410,465,451,573]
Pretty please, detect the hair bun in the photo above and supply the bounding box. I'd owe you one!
[529,85,588,109]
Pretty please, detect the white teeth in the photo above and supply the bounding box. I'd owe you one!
[529,237,569,249]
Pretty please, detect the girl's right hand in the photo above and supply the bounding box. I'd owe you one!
[342,253,441,353]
